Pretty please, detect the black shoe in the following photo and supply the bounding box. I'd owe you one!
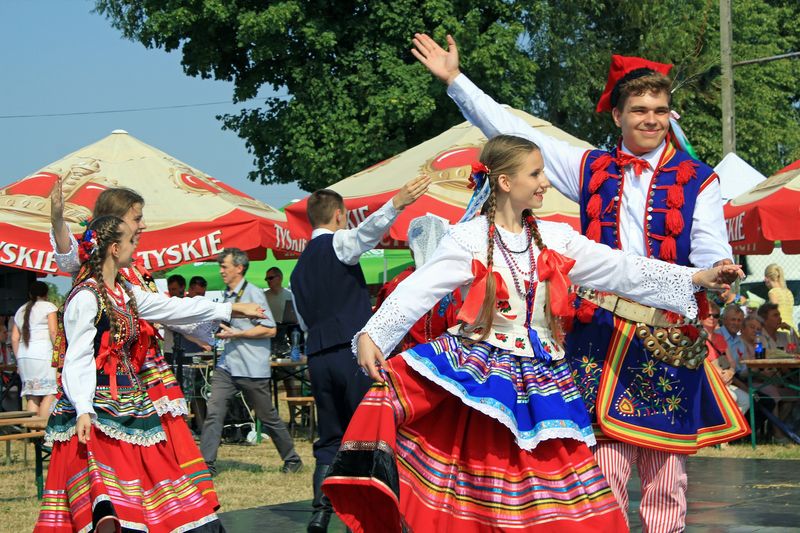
[206,461,217,477]
[307,510,331,533]
[281,459,304,474]
[308,464,332,532]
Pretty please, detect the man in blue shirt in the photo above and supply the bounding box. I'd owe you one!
[200,248,302,475]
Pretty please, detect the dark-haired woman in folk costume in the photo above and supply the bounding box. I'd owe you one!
[35,215,264,532]
[49,184,222,509]
[322,135,742,532]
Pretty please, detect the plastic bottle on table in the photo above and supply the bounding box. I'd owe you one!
[290,329,302,362]
[754,332,765,360]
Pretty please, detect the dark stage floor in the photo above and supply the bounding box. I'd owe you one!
[219,457,800,532]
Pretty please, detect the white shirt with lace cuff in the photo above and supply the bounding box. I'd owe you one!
[446,73,732,268]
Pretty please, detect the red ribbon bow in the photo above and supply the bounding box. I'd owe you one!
[537,249,576,318]
[458,259,509,325]
[615,152,651,177]
[468,161,490,190]
[95,332,122,400]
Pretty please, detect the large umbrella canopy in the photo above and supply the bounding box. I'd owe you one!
[286,107,590,245]
[724,166,800,254]
[0,130,302,275]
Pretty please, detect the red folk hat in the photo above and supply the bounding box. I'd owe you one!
[595,55,673,113]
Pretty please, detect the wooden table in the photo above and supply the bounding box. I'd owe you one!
[742,358,800,448]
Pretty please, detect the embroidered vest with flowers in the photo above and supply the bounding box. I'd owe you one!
[579,142,717,267]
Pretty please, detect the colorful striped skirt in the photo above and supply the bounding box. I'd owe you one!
[323,343,627,532]
[34,427,222,533]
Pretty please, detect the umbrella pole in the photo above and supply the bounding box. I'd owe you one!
[383,256,388,284]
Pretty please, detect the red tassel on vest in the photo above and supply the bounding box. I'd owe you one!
[590,153,613,172]
[586,194,602,219]
[576,298,599,323]
[676,160,698,185]
[665,208,685,235]
[589,170,611,194]
[586,218,602,242]
[666,184,684,209]
[659,235,677,261]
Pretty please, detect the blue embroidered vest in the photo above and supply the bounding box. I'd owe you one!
[578,143,716,267]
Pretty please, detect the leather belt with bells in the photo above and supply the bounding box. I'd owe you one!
[576,287,708,369]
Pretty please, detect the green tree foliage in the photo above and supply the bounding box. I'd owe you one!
[95,0,536,191]
[524,0,800,175]
[96,0,799,191]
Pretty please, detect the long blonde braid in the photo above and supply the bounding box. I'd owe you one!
[474,184,498,341]
[525,210,564,348]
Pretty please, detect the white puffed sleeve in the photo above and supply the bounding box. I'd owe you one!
[62,289,100,417]
[130,286,232,325]
[541,221,702,318]
[358,232,474,356]
[49,223,81,274]
[333,200,400,265]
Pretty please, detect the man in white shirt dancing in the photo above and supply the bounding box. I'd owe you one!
[413,34,748,533]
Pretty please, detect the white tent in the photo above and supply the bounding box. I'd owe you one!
[714,152,766,202]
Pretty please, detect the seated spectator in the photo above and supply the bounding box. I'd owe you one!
[703,301,748,414]
[765,264,796,334]
[740,315,792,442]
[758,302,798,354]
[716,304,746,375]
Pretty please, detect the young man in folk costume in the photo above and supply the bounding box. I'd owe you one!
[413,34,749,532]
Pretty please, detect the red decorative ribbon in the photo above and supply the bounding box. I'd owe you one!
[95,332,121,400]
[615,151,651,176]
[458,259,509,324]
[130,319,154,369]
[537,249,576,318]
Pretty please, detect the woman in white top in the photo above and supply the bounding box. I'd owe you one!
[321,135,742,533]
[34,215,265,533]
[10,281,57,416]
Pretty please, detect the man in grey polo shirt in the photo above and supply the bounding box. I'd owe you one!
[200,248,302,475]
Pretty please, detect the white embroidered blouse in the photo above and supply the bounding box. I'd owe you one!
[358,217,702,358]
[63,283,233,418]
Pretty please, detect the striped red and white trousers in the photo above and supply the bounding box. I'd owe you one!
[593,441,688,533]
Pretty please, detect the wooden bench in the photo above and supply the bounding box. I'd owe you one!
[0,413,50,498]
[285,396,316,441]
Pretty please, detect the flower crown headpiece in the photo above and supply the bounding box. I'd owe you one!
[77,218,98,263]
[459,161,492,223]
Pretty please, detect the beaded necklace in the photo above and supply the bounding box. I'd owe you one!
[493,223,536,297]
[493,219,539,334]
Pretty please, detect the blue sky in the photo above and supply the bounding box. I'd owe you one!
[0,0,303,208]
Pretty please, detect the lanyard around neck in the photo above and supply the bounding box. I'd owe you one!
[227,281,248,303]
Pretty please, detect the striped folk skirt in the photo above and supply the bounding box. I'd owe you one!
[323,345,627,532]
